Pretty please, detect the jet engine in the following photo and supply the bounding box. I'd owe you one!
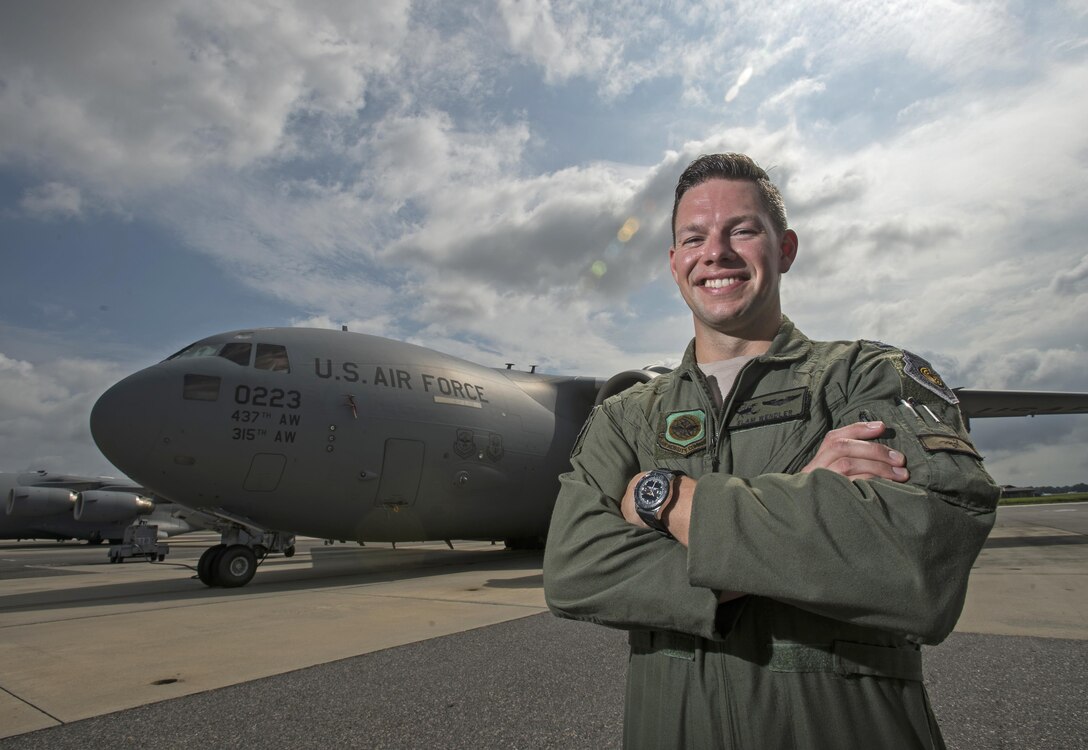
[74,490,154,523]
[594,366,672,406]
[6,486,78,517]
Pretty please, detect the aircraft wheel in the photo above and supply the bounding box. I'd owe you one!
[215,545,257,588]
[197,544,226,586]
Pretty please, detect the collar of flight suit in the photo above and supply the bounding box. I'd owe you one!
[675,315,814,383]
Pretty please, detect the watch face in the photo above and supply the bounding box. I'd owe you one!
[635,473,670,511]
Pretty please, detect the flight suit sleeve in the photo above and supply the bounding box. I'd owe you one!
[543,400,724,640]
[686,350,1001,644]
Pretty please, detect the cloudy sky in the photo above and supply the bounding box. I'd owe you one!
[1,0,1085,487]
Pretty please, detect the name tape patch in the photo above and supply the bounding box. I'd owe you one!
[729,387,810,430]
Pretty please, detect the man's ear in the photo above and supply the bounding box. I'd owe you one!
[778,229,798,274]
[668,244,681,284]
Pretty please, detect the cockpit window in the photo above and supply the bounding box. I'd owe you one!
[168,339,289,373]
[254,344,290,373]
[167,341,252,366]
[218,342,252,366]
[168,343,218,360]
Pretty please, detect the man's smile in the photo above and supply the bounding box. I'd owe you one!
[697,274,748,291]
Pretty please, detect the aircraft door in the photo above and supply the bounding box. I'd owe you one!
[375,439,424,509]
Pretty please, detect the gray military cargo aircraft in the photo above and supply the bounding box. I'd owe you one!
[2,470,203,544]
[89,327,1088,588]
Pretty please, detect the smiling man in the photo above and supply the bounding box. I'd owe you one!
[670,174,795,357]
[543,153,1001,749]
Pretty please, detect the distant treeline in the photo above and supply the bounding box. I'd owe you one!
[1038,483,1088,494]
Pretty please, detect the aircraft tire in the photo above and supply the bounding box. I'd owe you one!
[215,545,257,588]
[198,544,226,586]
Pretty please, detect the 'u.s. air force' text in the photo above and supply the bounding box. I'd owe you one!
[313,360,489,403]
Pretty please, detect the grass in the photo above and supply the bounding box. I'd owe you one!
[998,492,1088,506]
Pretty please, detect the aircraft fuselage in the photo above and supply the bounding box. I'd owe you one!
[91,328,601,544]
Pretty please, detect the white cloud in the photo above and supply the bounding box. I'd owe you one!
[644,0,1024,110]
[0,352,128,476]
[1050,254,1088,295]
[0,1,410,189]
[776,62,1088,356]
[497,0,618,84]
[760,77,827,115]
[361,111,531,206]
[19,182,83,219]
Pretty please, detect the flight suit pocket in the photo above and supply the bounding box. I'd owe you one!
[859,401,996,515]
[912,422,995,513]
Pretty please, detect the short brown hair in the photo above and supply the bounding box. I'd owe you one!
[671,153,788,243]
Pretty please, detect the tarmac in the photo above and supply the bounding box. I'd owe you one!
[0,502,1085,749]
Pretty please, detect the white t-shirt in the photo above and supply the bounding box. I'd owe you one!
[698,356,755,408]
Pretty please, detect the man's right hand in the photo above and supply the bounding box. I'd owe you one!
[800,421,909,482]
[620,421,908,558]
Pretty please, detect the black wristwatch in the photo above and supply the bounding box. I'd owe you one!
[634,469,683,537]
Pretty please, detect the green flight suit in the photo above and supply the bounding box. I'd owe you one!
[543,317,1000,749]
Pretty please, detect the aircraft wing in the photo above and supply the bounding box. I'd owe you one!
[17,472,139,493]
[4,471,214,534]
[954,389,1088,418]
[18,472,173,503]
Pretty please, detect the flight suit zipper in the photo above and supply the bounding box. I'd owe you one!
[685,367,720,474]
[690,358,762,474]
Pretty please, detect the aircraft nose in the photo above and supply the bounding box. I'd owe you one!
[90,369,167,476]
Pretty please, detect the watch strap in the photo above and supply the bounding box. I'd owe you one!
[636,469,680,538]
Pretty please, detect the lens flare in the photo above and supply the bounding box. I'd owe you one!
[617,217,640,243]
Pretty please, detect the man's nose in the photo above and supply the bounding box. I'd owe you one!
[703,235,737,262]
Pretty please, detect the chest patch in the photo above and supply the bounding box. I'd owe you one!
[728,387,810,430]
[657,409,707,456]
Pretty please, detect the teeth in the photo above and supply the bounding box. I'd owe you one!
[703,277,742,289]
